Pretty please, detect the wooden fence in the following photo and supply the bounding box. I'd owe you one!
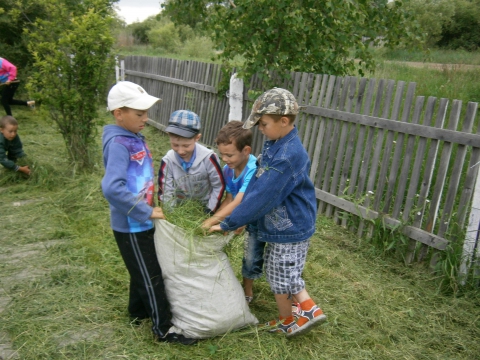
[122,56,480,269]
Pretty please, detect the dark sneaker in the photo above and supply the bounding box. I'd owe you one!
[263,318,299,335]
[287,305,327,338]
[157,332,197,345]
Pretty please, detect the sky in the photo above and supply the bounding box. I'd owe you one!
[116,0,163,24]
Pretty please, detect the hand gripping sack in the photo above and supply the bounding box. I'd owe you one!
[154,219,258,339]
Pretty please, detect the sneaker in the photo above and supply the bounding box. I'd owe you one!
[157,332,197,345]
[263,318,299,335]
[245,296,253,304]
[292,302,302,318]
[287,305,327,338]
[27,100,35,109]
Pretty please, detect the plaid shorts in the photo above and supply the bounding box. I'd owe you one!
[264,239,310,295]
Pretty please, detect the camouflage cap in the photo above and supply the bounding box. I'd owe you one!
[243,88,300,129]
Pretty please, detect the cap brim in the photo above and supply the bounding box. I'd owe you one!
[127,94,161,110]
[243,113,261,129]
[165,124,199,138]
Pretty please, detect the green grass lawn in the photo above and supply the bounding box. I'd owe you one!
[0,107,479,359]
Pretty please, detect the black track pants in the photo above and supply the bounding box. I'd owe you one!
[113,228,171,337]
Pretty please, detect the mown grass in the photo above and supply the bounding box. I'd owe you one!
[0,108,479,359]
[373,48,480,65]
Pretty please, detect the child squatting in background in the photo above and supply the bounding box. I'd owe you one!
[209,88,327,337]
[0,115,30,175]
[101,81,196,345]
[200,121,260,302]
[157,109,225,214]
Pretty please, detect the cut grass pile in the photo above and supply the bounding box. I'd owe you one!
[0,109,479,359]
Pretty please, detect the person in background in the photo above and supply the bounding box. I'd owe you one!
[0,57,35,116]
[0,115,30,175]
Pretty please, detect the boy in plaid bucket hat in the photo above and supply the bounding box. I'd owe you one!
[158,110,225,213]
[209,88,326,337]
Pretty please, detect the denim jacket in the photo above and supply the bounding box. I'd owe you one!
[220,127,317,243]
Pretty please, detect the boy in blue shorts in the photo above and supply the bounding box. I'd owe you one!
[201,121,261,302]
[209,88,326,337]
[101,81,196,345]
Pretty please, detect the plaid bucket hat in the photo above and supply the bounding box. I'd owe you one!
[243,88,300,129]
[165,110,201,138]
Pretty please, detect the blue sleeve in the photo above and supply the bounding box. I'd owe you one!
[220,157,297,231]
[238,166,256,193]
[101,141,152,223]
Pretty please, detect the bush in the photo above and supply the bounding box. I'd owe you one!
[147,22,181,53]
[181,36,215,59]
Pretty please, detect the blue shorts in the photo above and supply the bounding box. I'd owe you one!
[241,229,265,279]
[264,239,310,295]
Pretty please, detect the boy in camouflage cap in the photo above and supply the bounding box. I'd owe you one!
[209,88,326,337]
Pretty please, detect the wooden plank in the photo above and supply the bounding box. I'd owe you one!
[383,82,417,213]
[424,100,462,234]
[314,188,448,250]
[339,77,366,227]
[306,74,323,159]
[456,102,480,228]
[319,76,343,214]
[392,96,425,218]
[438,101,476,237]
[325,76,352,217]
[309,74,329,180]
[124,69,218,94]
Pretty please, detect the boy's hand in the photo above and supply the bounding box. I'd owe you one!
[208,224,224,233]
[233,225,246,235]
[201,216,220,231]
[18,165,31,176]
[150,207,165,220]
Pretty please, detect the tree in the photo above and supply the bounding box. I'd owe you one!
[437,0,480,51]
[162,0,422,86]
[26,0,116,170]
[403,0,455,47]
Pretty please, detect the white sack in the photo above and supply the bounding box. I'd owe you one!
[154,219,258,339]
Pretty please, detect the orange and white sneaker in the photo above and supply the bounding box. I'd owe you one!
[287,305,326,337]
[263,318,299,335]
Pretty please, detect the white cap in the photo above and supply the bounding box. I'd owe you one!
[107,81,161,111]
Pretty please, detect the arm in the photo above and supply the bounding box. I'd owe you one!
[202,192,241,228]
[0,137,18,170]
[220,157,297,231]
[206,153,226,212]
[101,142,153,223]
[2,59,17,82]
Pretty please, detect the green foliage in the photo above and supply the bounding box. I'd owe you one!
[26,0,116,170]
[403,0,455,47]
[148,22,181,52]
[437,0,480,51]
[162,0,423,88]
[127,15,159,44]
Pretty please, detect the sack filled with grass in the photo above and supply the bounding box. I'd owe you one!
[154,200,258,339]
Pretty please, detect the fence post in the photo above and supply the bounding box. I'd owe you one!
[120,60,125,81]
[228,73,243,121]
[115,56,119,83]
[460,169,480,284]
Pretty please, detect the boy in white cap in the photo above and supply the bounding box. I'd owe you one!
[101,81,196,345]
[157,109,225,213]
[209,88,326,337]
